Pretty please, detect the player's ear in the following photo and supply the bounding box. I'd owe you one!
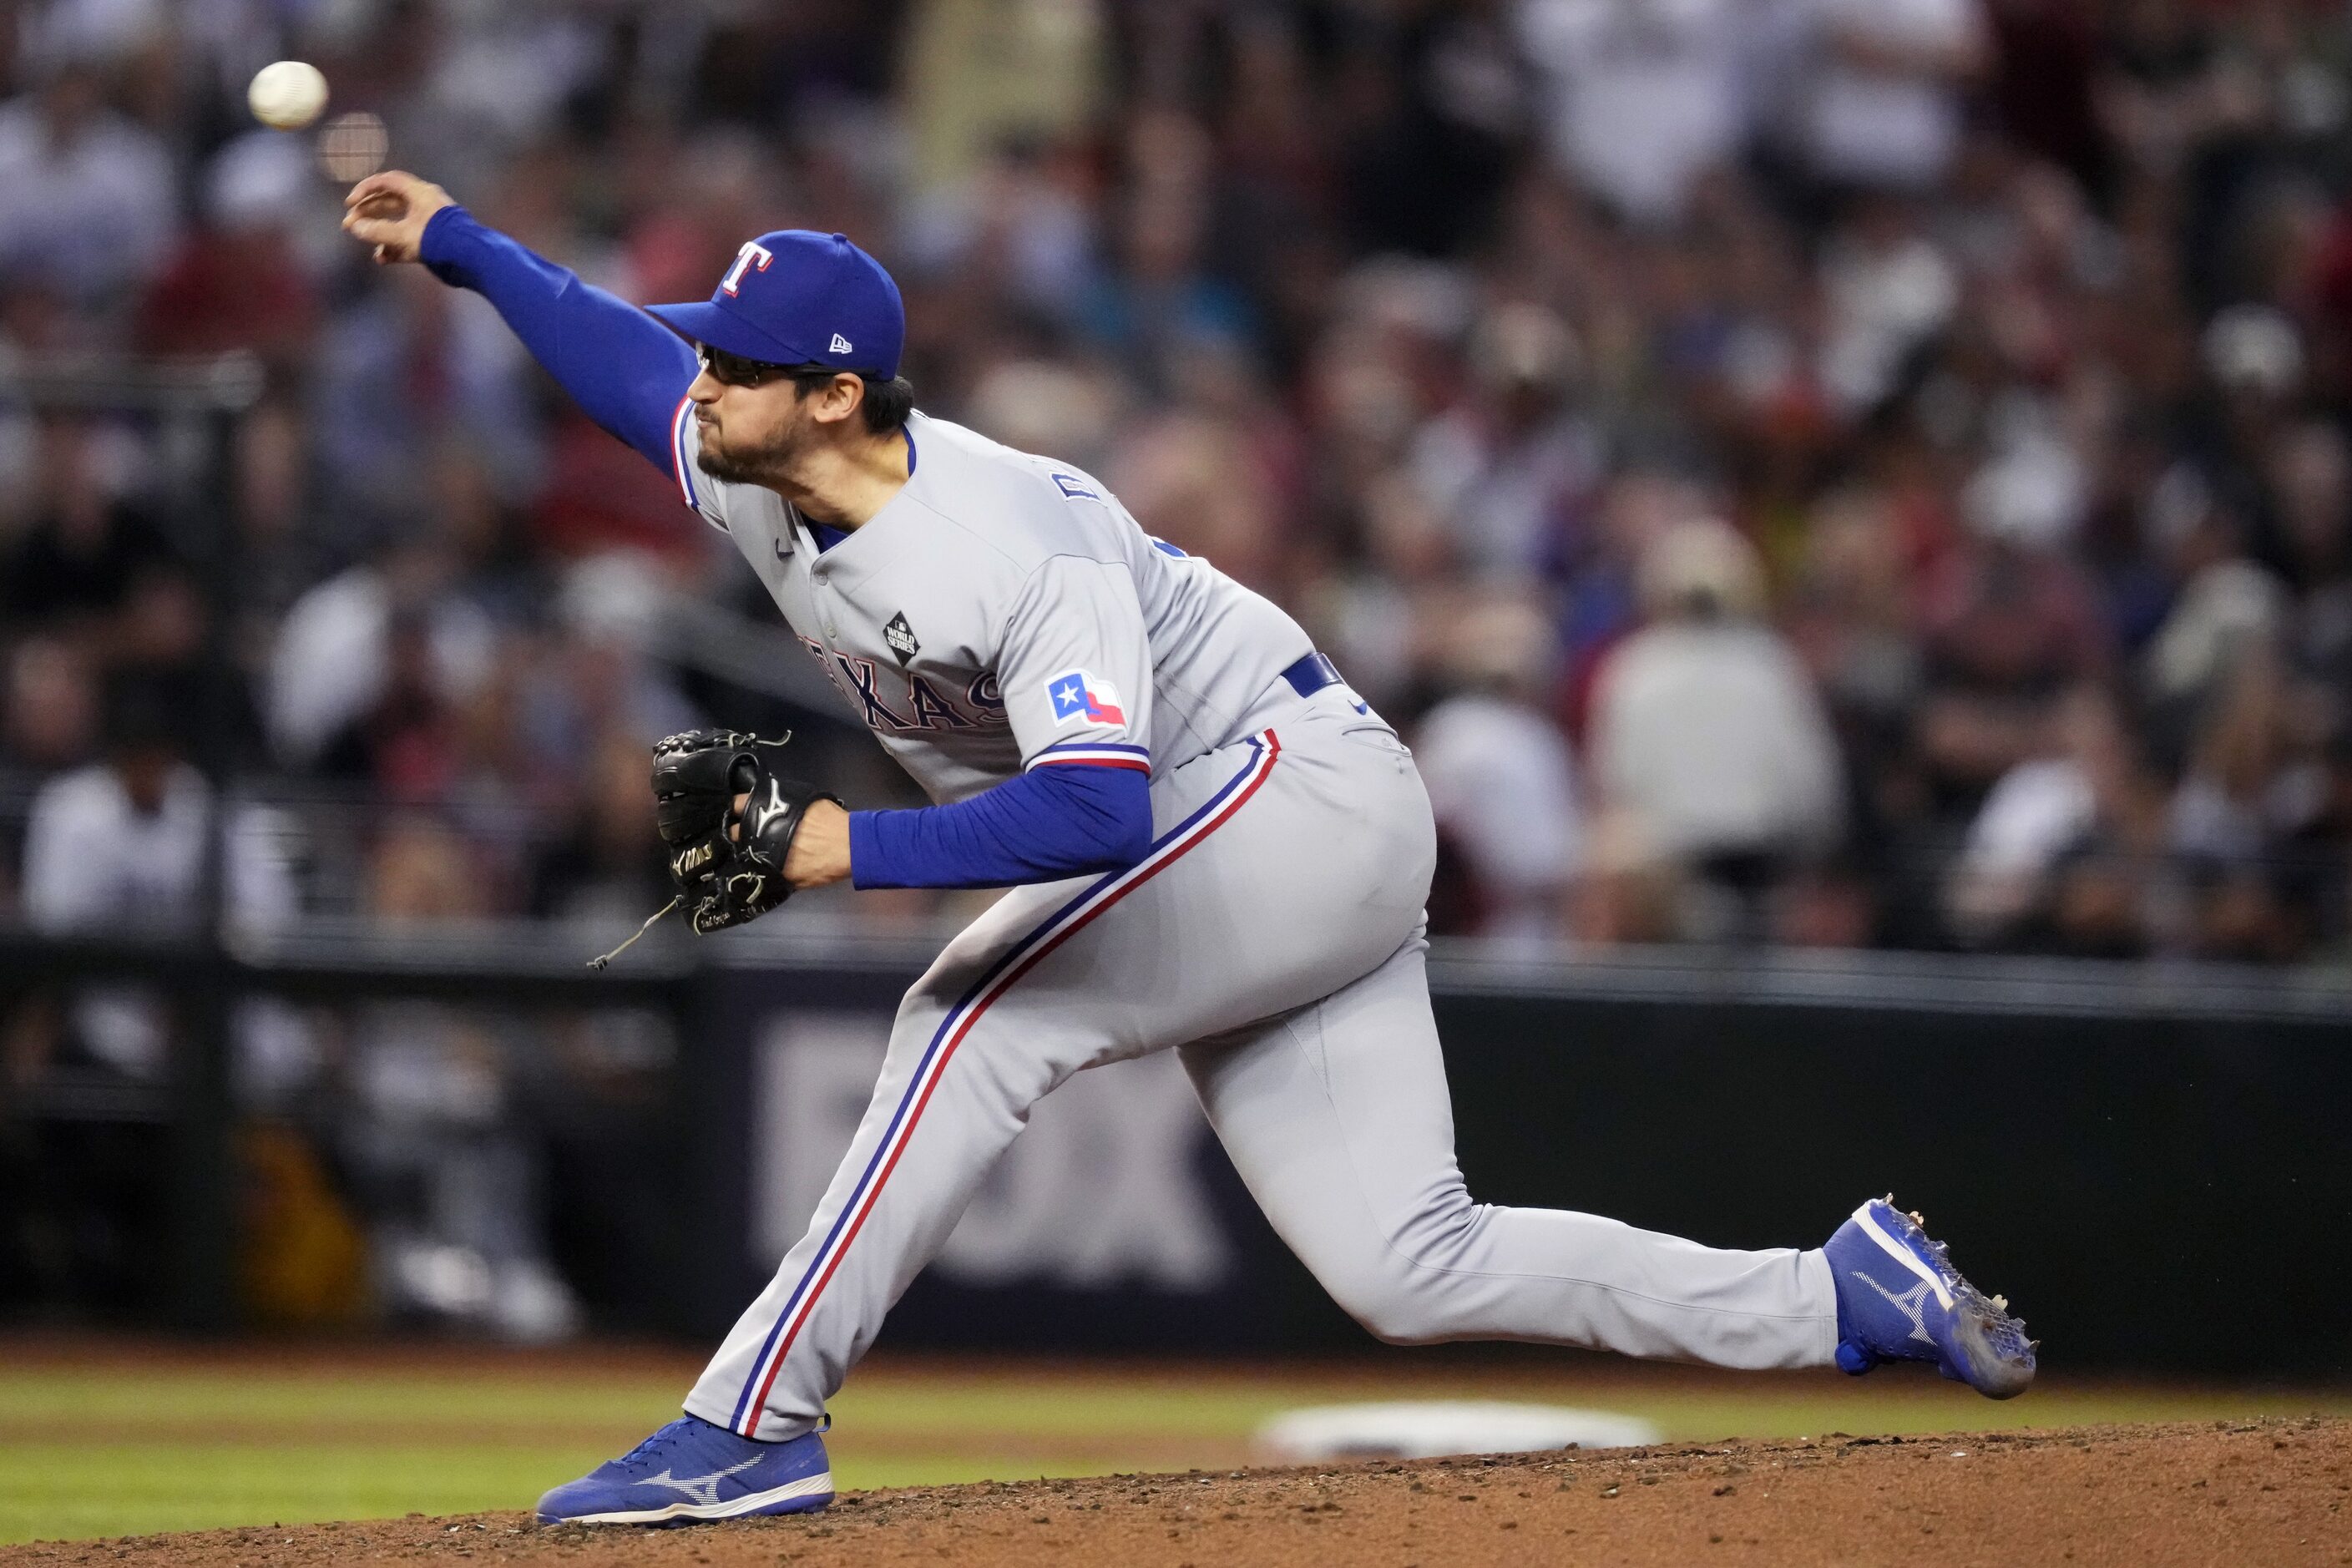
[808,372,864,427]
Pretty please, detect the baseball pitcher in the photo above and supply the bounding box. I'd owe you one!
[343,172,2035,1528]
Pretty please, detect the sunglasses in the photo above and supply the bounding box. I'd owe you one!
[695,343,809,388]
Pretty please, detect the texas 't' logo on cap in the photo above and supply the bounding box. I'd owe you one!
[719,241,773,296]
[650,231,905,379]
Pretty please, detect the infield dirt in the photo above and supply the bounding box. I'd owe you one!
[5,1416,2343,1568]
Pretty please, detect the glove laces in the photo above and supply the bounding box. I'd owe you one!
[585,895,681,971]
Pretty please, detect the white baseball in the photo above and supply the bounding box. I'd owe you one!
[248,60,329,131]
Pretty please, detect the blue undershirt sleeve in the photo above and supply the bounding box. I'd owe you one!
[847,765,1152,889]
[418,205,697,474]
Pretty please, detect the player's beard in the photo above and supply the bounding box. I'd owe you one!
[695,413,799,488]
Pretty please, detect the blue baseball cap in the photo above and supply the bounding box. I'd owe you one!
[649,230,905,379]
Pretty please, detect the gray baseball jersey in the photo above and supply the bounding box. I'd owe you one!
[415,209,1848,1457]
[664,403,1840,1442]
[670,407,1314,801]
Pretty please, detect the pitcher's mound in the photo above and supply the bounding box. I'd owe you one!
[11,1417,2343,1568]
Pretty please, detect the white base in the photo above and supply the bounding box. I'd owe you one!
[1256,1402,1660,1461]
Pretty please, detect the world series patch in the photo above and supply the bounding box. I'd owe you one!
[884,611,919,663]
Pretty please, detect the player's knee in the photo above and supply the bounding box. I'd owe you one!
[1318,1258,1456,1346]
[893,965,967,1038]
[1322,1206,1489,1345]
[1338,1290,1453,1347]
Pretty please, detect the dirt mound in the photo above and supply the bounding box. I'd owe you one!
[7,1418,2344,1567]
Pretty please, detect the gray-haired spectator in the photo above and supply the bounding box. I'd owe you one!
[1587,518,1845,934]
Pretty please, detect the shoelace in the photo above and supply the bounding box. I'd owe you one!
[613,1419,695,1469]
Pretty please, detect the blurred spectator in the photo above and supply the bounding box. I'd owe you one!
[532,726,671,924]
[1516,0,1756,228]
[0,417,175,644]
[344,815,580,1341]
[2268,418,2352,687]
[1078,112,1256,389]
[3,638,98,775]
[2137,460,2289,766]
[1409,301,1598,579]
[1303,468,1461,716]
[3,0,2352,967]
[316,607,460,802]
[0,412,248,756]
[1786,485,1925,750]
[266,538,498,771]
[2095,0,2238,182]
[963,357,1127,476]
[905,140,1101,330]
[1794,0,1990,192]
[1818,196,1960,417]
[20,678,296,941]
[2167,641,2326,959]
[1108,410,1288,593]
[1911,463,2111,810]
[1586,518,1844,936]
[1945,684,2170,953]
[1414,593,1582,938]
[134,132,321,370]
[18,675,298,1078]
[899,0,1106,196]
[312,268,541,545]
[0,44,174,328]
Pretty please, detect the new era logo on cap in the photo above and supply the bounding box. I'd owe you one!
[649,230,906,380]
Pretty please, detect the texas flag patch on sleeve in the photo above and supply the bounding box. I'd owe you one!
[1046,669,1125,728]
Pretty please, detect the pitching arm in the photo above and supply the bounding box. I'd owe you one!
[418,205,698,476]
[344,172,697,478]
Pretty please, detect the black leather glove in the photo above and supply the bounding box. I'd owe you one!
[650,728,839,934]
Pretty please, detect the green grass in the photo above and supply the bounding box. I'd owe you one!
[3,1348,2346,1545]
[1,1444,602,1545]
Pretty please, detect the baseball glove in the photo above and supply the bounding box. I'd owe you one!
[650,728,838,934]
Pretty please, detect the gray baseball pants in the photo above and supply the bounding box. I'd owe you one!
[688,682,1839,1439]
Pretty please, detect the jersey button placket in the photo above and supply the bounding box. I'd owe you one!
[811,560,837,637]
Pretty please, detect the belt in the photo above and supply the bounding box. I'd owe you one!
[1280,650,1343,699]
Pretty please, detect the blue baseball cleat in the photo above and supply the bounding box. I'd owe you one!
[534,1415,833,1525]
[1825,1196,2036,1399]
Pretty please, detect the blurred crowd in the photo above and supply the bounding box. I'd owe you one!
[6,0,2352,965]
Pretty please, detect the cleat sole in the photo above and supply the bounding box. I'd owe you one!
[538,1472,834,1527]
[1839,1198,2038,1400]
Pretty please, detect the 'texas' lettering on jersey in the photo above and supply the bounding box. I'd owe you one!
[800,636,999,733]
